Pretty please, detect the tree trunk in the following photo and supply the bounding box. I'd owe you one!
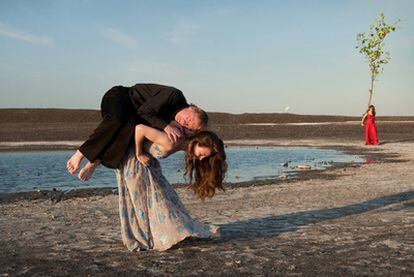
[368,75,375,107]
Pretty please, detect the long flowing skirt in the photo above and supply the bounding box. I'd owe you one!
[365,122,380,145]
[115,148,219,251]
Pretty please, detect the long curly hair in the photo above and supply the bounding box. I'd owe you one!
[184,131,227,200]
[367,105,376,116]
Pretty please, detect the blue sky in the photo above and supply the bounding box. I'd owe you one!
[0,0,413,116]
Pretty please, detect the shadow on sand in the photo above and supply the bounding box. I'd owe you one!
[217,190,414,241]
[380,138,414,145]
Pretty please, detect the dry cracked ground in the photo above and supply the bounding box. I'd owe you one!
[0,141,413,276]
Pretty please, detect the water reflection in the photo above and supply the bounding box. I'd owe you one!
[0,147,363,193]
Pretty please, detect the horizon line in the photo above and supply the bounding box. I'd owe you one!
[0,107,413,117]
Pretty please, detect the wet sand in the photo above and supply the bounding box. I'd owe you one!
[1,139,413,276]
[1,109,413,275]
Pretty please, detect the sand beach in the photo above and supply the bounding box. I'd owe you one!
[2,0,414,274]
[0,109,413,276]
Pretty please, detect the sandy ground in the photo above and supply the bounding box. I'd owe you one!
[0,139,413,276]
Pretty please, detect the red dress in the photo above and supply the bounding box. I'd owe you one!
[365,114,380,145]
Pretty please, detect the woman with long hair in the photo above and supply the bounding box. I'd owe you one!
[361,105,380,145]
[116,124,227,251]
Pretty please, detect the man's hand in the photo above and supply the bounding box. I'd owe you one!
[164,123,183,143]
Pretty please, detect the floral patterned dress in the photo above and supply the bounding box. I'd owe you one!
[115,143,219,251]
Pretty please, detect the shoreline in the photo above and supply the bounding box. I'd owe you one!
[1,139,413,275]
[0,137,377,151]
[0,140,399,203]
[1,109,413,275]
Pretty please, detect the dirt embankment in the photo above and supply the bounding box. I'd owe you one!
[1,109,414,144]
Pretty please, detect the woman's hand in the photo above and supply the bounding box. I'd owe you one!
[136,153,150,166]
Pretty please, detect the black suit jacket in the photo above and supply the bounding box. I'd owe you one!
[128,84,189,130]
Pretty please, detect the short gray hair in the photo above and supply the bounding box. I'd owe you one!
[189,104,208,129]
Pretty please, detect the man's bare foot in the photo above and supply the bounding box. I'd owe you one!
[66,150,84,174]
[78,160,100,181]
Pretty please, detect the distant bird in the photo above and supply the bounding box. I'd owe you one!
[284,106,290,113]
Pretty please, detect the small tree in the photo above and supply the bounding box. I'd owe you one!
[356,13,400,107]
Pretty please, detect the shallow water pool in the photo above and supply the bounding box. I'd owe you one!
[0,147,363,193]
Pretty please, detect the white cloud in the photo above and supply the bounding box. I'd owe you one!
[0,22,54,46]
[168,22,198,46]
[101,28,138,48]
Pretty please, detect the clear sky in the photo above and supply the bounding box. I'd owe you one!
[0,0,413,116]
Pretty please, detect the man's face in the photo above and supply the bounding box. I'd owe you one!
[176,108,202,131]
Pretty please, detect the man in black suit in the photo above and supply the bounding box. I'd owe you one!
[66,83,208,181]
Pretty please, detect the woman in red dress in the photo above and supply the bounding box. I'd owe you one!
[360,105,380,145]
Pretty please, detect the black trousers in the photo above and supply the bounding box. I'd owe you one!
[79,86,138,169]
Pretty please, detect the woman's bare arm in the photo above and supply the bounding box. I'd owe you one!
[360,113,367,126]
[135,124,176,165]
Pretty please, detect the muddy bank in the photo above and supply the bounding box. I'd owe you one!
[0,140,413,276]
